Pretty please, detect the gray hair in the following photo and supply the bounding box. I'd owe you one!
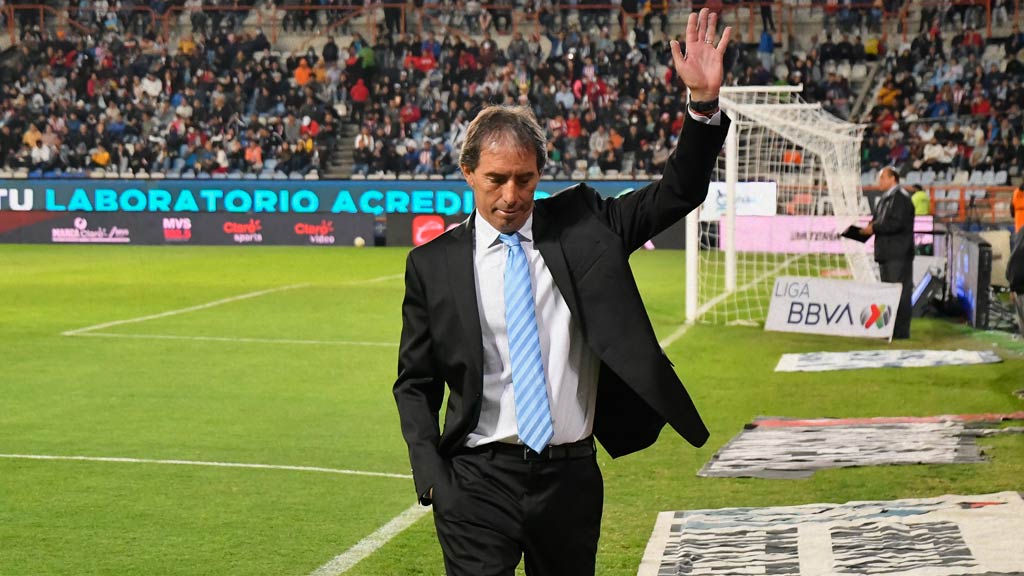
[459,105,547,173]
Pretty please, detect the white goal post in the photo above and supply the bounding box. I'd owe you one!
[685,85,874,325]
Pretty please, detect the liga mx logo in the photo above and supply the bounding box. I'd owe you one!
[860,304,892,329]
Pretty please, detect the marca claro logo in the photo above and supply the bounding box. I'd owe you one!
[162,217,192,242]
[860,304,892,329]
[51,217,130,244]
[295,219,335,245]
[413,215,445,246]
[223,218,263,244]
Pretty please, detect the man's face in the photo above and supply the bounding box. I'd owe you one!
[463,144,539,234]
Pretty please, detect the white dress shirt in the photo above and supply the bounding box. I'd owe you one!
[467,212,600,447]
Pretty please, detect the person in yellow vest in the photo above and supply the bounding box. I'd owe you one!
[911,184,931,215]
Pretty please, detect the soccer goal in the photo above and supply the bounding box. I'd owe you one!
[685,85,873,325]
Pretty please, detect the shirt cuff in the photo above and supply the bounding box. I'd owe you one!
[688,109,722,125]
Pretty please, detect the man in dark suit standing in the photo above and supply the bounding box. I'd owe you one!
[862,166,915,339]
[394,9,731,575]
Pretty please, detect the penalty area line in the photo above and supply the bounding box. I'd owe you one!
[69,332,397,347]
[0,454,412,480]
[61,283,311,336]
[308,504,431,576]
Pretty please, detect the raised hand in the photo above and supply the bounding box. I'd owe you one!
[670,8,732,103]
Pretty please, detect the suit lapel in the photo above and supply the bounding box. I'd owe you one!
[446,215,484,384]
[533,202,582,326]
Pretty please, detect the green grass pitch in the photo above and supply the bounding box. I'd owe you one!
[1,245,1021,575]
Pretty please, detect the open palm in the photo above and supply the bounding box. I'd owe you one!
[670,8,731,103]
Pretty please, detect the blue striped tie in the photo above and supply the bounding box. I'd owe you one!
[499,233,553,453]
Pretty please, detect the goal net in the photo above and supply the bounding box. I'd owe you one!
[685,86,873,325]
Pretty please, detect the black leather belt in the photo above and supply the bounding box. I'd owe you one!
[469,437,596,461]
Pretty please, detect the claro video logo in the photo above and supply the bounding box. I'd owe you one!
[51,217,130,244]
[413,215,445,246]
[223,219,263,244]
[162,217,192,242]
[860,304,892,329]
[294,219,335,245]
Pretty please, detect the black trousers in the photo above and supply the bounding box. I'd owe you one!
[431,442,603,576]
[880,258,913,339]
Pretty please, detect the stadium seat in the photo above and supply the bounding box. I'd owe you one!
[969,170,985,185]
[182,170,196,178]
[982,170,996,185]
[995,170,1008,185]
[135,170,149,179]
[921,170,936,185]
[398,174,413,180]
[89,170,106,178]
[304,173,319,180]
[429,174,443,180]
[212,172,228,179]
[28,170,43,178]
[850,63,868,81]
[288,171,303,179]
[953,170,970,184]
[243,172,258,180]
[351,173,366,180]
[227,170,242,179]
[413,174,428,180]
[264,159,278,172]
[445,173,461,180]
[904,171,922,185]
[258,171,274,179]
[167,169,181,179]
[149,172,164,179]
[0,169,11,178]
[273,172,288,180]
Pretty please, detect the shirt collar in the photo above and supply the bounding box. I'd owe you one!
[474,210,534,250]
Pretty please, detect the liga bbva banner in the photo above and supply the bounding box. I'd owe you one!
[765,276,903,340]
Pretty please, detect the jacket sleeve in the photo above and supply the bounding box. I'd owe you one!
[393,251,447,504]
[583,113,730,252]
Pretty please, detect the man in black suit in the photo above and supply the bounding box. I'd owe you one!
[394,9,731,575]
[862,166,915,339]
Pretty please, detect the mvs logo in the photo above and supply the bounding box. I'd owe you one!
[223,218,263,244]
[860,304,892,329]
[295,219,336,245]
[162,217,192,242]
[413,215,445,246]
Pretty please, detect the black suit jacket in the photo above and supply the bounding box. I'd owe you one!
[872,186,915,262]
[394,114,731,501]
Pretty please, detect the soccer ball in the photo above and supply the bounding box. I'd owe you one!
[353,236,366,247]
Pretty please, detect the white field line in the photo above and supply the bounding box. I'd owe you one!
[308,504,431,576]
[61,272,405,340]
[343,273,404,285]
[0,453,412,480]
[61,283,311,336]
[658,323,693,349]
[692,253,805,322]
[70,332,397,347]
[660,254,805,349]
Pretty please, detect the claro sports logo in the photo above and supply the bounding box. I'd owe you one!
[294,219,335,245]
[223,219,263,244]
[860,304,892,329]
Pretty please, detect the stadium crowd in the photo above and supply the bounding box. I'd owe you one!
[861,20,1024,182]
[0,0,878,179]
[4,0,1019,181]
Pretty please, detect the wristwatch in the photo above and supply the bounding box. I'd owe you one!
[689,97,720,115]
